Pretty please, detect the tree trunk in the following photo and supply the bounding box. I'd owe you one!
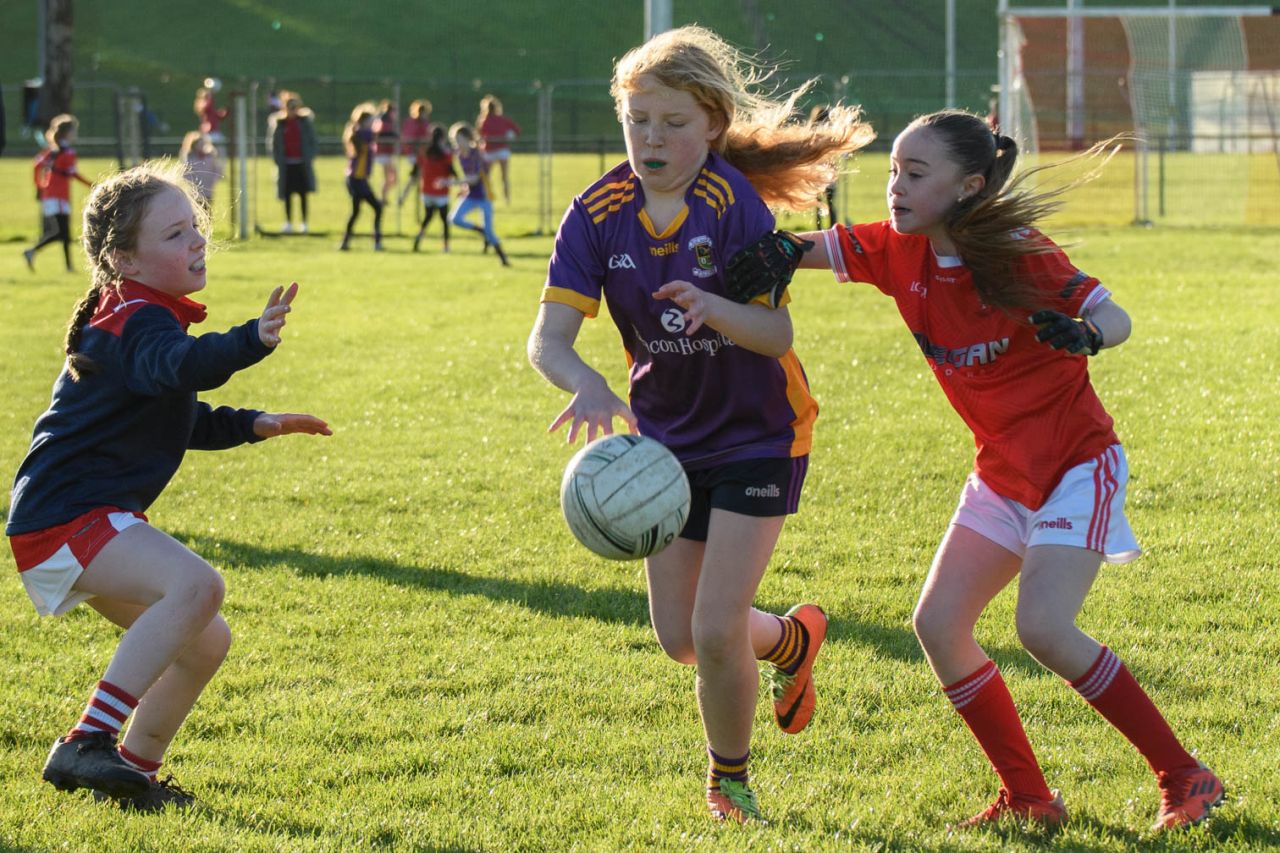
[39,0,74,125]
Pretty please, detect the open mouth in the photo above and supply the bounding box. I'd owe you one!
[643,159,666,170]
[189,257,206,272]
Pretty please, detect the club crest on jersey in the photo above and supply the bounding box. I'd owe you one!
[687,235,716,278]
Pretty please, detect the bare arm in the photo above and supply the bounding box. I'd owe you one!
[793,229,833,269]
[527,302,637,443]
[1084,298,1131,350]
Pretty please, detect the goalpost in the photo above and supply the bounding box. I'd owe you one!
[997,1,1280,225]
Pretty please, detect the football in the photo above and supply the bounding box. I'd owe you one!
[560,434,691,560]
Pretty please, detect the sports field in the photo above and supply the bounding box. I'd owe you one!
[0,153,1278,851]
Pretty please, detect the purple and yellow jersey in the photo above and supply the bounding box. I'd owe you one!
[541,153,817,469]
[347,127,373,180]
[458,149,490,201]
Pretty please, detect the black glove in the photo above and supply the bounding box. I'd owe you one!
[725,230,814,308]
[1029,309,1104,355]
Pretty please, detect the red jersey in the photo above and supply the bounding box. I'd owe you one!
[478,114,520,152]
[34,147,79,202]
[417,151,454,195]
[401,116,432,154]
[824,222,1118,509]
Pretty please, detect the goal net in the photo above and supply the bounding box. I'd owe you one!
[999,3,1280,225]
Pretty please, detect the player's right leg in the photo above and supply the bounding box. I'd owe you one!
[83,596,230,811]
[914,523,1063,827]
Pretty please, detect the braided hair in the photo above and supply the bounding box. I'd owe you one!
[909,109,1120,311]
[66,161,208,380]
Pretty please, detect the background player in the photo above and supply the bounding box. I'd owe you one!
[477,94,520,204]
[527,25,872,824]
[7,162,330,812]
[339,103,384,252]
[412,125,456,253]
[449,122,509,266]
[24,114,92,272]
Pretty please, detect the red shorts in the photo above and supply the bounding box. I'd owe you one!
[9,506,147,616]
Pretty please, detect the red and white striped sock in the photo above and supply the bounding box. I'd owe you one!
[119,745,161,782]
[66,680,138,741]
[1070,645,1197,775]
[944,660,1053,802]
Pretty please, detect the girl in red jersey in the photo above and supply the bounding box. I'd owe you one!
[411,125,456,253]
[373,100,400,205]
[7,162,330,812]
[477,94,520,204]
[527,25,872,824]
[24,114,92,272]
[762,109,1223,833]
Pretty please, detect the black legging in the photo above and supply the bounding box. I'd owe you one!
[344,179,383,242]
[284,192,309,224]
[31,213,72,268]
[416,204,450,242]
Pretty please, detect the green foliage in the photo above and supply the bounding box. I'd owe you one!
[1,153,1278,850]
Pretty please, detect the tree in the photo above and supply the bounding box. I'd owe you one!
[38,0,74,125]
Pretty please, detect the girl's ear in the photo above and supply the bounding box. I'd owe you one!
[961,174,986,201]
[110,250,136,277]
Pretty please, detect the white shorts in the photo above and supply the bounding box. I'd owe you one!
[10,508,146,616]
[482,148,511,163]
[42,198,71,217]
[374,153,396,167]
[950,444,1141,564]
[421,193,449,207]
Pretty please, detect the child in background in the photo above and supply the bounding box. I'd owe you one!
[412,125,456,253]
[373,100,399,204]
[6,162,330,812]
[339,103,384,252]
[178,131,224,210]
[269,92,318,234]
[477,94,520,204]
[448,122,509,266]
[193,85,228,145]
[739,108,1223,833]
[526,25,872,823]
[24,114,92,272]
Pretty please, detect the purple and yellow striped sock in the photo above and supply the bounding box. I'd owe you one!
[759,614,806,674]
[707,747,750,793]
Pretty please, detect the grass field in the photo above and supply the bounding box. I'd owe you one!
[1,152,1278,851]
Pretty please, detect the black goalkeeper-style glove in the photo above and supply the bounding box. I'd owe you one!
[725,230,815,308]
[1030,309,1104,355]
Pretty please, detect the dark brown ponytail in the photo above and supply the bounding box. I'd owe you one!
[908,109,1120,311]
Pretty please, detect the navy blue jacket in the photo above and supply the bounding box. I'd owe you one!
[6,280,272,534]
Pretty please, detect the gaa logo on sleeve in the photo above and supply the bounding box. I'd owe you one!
[688,235,717,279]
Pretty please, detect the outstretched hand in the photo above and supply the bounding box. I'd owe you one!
[547,377,637,444]
[253,412,333,438]
[258,282,299,347]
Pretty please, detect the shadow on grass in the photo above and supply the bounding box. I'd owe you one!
[175,531,653,627]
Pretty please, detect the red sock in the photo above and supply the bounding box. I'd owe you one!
[67,680,138,741]
[119,745,161,782]
[944,661,1053,801]
[1070,646,1197,775]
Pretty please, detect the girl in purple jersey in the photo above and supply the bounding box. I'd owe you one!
[527,25,872,823]
[339,104,383,252]
[7,163,330,812]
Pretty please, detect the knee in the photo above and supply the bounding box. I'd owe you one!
[183,617,232,674]
[690,615,739,667]
[653,624,696,665]
[1015,607,1072,659]
[912,599,967,656]
[168,565,225,624]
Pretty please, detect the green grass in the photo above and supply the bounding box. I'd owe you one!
[1,153,1279,851]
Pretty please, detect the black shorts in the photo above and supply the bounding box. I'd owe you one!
[680,455,808,542]
[283,162,309,195]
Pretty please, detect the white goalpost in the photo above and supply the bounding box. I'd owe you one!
[997,1,1280,225]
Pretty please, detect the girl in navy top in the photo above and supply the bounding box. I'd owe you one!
[7,162,330,812]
